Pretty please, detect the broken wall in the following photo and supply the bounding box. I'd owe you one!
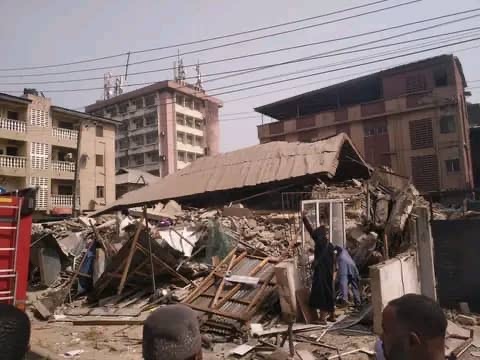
[432,219,480,312]
[370,251,420,334]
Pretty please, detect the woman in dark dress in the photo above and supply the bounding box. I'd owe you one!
[302,214,335,324]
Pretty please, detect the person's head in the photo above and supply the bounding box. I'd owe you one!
[143,304,202,360]
[312,225,328,246]
[381,294,447,360]
[0,304,31,360]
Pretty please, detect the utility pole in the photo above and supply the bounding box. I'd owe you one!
[72,121,83,217]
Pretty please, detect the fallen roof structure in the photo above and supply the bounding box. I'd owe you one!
[94,133,370,215]
[115,168,160,186]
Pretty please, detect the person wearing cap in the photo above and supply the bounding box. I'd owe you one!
[143,304,202,360]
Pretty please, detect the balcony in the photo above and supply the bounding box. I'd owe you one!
[51,194,75,208]
[0,118,26,133]
[52,127,78,142]
[52,160,75,172]
[0,155,26,169]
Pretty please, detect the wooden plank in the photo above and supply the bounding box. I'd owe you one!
[212,254,236,307]
[71,314,148,326]
[296,288,318,324]
[245,270,276,318]
[214,257,270,310]
[117,218,144,295]
[186,303,246,321]
[182,248,237,304]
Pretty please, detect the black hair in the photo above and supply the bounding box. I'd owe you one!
[388,294,447,339]
[0,304,31,360]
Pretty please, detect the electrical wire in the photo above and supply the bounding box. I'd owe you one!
[0,0,393,71]
[1,11,478,84]
[0,0,423,77]
[2,25,479,94]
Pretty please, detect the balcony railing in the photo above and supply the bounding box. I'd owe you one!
[0,118,26,133]
[52,160,75,172]
[52,127,78,141]
[0,155,26,169]
[51,194,74,208]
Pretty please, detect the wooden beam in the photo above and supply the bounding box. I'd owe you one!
[212,254,236,307]
[117,217,144,295]
[245,270,276,318]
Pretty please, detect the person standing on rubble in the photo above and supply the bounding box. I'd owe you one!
[334,246,361,307]
[302,211,335,324]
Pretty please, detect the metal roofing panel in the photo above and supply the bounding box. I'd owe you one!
[93,133,368,214]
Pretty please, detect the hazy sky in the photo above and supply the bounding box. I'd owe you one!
[1,0,479,152]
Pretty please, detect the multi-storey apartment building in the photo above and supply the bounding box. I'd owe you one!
[85,81,223,176]
[256,55,473,193]
[0,91,116,214]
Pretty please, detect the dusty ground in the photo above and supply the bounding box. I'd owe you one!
[28,317,376,359]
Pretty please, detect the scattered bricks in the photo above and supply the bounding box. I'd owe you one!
[456,314,476,326]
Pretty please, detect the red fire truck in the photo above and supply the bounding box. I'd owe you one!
[0,188,36,310]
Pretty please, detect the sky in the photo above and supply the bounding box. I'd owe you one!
[0,0,479,152]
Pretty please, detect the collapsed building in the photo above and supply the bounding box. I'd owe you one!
[28,133,474,358]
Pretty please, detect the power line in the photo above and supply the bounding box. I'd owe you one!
[2,24,479,95]
[0,0,392,71]
[0,0,422,78]
[208,36,480,97]
[2,10,478,84]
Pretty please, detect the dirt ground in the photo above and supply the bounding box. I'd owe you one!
[28,317,376,360]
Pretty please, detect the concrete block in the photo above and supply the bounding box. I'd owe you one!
[370,251,420,334]
[456,314,476,326]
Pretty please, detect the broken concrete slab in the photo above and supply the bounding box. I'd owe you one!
[456,315,476,326]
[38,247,62,287]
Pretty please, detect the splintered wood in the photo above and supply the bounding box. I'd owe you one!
[182,248,277,322]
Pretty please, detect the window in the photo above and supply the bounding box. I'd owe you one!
[177,151,186,161]
[7,111,18,120]
[184,97,193,109]
[195,119,202,129]
[186,117,194,128]
[176,94,184,106]
[96,154,104,167]
[409,118,433,150]
[6,146,18,156]
[131,134,144,146]
[57,151,67,161]
[195,136,203,146]
[146,151,160,162]
[118,103,129,114]
[59,121,74,130]
[107,107,117,117]
[406,74,426,93]
[411,155,439,192]
[145,112,157,126]
[30,142,49,169]
[193,100,201,110]
[118,121,128,133]
[96,186,105,198]
[186,134,194,145]
[132,154,144,165]
[445,159,460,173]
[119,156,128,167]
[96,125,104,137]
[135,97,144,109]
[439,115,456,134]
[187,152,195,162]
[30,109,49,127]
[132,117,143,129]
[119,138,128,149]
[434,69,448,87]
[176,113,185,125]
[176,131,184,143]
[145,94,156,107]
[58,185,73,195]
[146,131,157,144]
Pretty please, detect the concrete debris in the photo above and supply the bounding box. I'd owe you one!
[456,314,477,326]
[27,169,443,359]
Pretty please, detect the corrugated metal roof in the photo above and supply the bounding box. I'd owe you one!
[95,133,368,214]
[115,168,160,185]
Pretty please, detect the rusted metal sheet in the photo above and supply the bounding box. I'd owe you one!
[94,133,369,214]
[183,251,278,322]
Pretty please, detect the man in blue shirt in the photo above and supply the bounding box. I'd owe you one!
[335,246,361,307]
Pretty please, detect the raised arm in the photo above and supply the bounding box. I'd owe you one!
[302,214,315,239]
